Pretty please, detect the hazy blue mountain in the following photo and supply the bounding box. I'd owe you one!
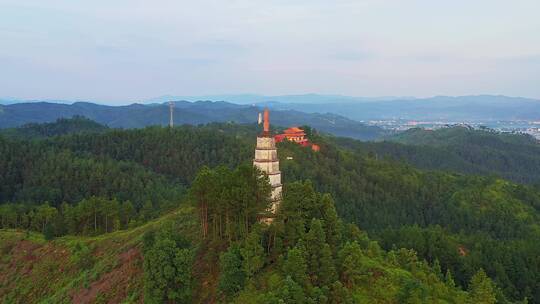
[5,94,538,124]
[6,94,539,121]
[259,95,540,121]
[0,101,387,140]
[144,94,414,105]
[0,98,81,105]
[144,94,540,121]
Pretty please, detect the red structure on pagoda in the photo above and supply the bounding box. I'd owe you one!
[274,127,320,151]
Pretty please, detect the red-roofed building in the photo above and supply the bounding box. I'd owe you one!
[275,127,320,152]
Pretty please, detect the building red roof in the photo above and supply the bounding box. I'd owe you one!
[274,127,319,152]
[274,134,287,142]
[283,127,306,135]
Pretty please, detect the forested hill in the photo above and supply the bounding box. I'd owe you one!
[389,126,538,147]
[1,122,539,302]
[0,100,387,140]
[0,185,484,303]
[332,126,540,185]
[0,116,108,139]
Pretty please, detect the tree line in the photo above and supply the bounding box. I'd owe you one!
[0,197,157,238]
[190,164,271,242]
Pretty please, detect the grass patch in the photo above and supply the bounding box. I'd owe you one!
[0,206,198,303]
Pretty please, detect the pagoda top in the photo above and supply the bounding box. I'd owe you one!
[261,108,271,137]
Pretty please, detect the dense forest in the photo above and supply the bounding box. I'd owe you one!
[332,126,540,184]
[1,164,498,303]
[1,118,539,303]
[0,116,108,139]
[278,140,539,302]
[185,167,495,303]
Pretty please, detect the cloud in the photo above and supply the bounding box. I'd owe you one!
[331,51,374,62]
[0,0,539,101]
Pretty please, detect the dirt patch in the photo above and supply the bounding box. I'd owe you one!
[458,245,468,257]
[71,247,143,304]
[0,240,41,287]
[0,239,72,301]
[12,239,41,261]
[371,268,384,280]
[192,241,224,304]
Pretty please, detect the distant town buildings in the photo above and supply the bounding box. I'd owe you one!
[365,119,540,140]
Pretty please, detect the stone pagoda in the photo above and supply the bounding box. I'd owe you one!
[253,108,282,222]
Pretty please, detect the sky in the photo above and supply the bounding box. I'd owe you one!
[1,0,539,103]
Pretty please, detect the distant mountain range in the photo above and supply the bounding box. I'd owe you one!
[3,94,539,126]
[143,94,415,105]
[0,100,387,140]
[256,95,540,121]
[144,94,540,121]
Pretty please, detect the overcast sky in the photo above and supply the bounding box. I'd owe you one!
[1,0,539,103]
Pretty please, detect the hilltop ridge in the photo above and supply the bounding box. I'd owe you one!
[0,100,386,140]
[330,126,540,184]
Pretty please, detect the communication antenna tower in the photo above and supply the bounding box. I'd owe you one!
[169,101,174,128]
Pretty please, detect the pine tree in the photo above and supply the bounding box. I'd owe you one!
[277,276,306,304]
[35,203,58,232]
[241,228,265,278]
[330,281,353,304]
[319,244,337,287]
[218,245,246,297]
[433,258,443,280]
[140,200,154,222]
[305,219,328,285]
[320,194,341,249]
[445,269,455,288]
[279,181,317,247]
[468,269,496,304]
[283,245,310,289]
[120,200,135,229]
[43,222,55,241]
[337,241,365,288]
[172,248,194,303]
[143,231,193,303]
[190,166,214,239]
